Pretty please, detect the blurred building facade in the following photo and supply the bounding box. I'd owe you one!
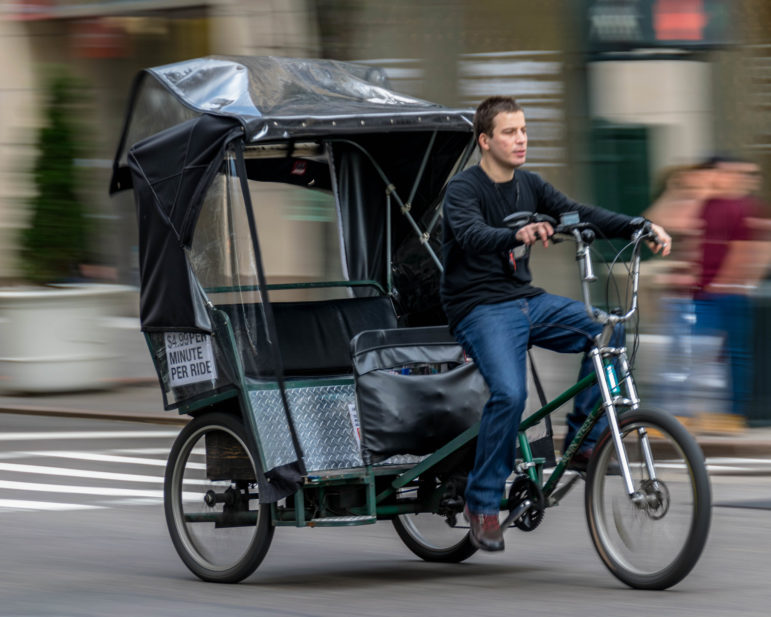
[0,0,769,286]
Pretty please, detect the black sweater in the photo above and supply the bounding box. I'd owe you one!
[440,165,640,331]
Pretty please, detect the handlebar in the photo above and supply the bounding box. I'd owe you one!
[503,212,658,326]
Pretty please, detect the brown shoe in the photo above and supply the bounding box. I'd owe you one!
[464,505,504,551]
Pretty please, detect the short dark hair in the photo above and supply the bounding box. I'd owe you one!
[474,96,523,142]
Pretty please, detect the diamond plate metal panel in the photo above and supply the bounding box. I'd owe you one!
[248,384,364,473]
[248,389,297,471]
[289,385,364,471]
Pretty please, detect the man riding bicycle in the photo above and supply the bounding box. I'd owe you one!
[440,96,671,552]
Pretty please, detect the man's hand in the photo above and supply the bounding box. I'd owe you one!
[516,221,554,247]
[647,222,672,257]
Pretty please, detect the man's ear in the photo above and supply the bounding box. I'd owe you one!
[478,132,489,152]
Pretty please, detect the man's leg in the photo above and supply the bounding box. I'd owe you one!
[524,293,624,453]
[454,299,530,518]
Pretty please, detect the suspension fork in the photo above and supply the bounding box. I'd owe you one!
[589,348,636,496]
[616,350,658,481]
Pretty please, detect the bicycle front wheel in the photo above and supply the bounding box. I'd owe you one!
[585,408,711,590]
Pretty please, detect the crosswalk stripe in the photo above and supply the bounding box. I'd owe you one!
[0,479,202,500]
[114,448,174,455]
[18,451,197,469]
[0,462,215,485]
[0,462,164,483]
[0,479,164,497]
[0,431,179,442]
[0,499,104,511]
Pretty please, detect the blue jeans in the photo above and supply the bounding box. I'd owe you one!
[454,293,624,514]
[693,293,753,417]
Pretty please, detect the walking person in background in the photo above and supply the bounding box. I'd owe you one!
[692,156,771,433]
[643,163,714,427]
[440,96,671,551]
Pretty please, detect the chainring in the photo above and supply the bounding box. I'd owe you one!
[507,475,545,532]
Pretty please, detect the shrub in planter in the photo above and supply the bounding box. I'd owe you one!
[20,69,92,284]
[0,69,134,393]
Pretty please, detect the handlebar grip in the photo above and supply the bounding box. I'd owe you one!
[532,213,557,226]
[503,211,534,229]
[503,211,557,230]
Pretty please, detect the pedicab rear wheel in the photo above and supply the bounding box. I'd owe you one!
[164,411,274,583]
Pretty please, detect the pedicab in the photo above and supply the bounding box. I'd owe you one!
[110,55,710,589]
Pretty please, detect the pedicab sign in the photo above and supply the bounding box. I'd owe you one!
[164,332,218,387]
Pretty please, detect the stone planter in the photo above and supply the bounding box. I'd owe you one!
[0,284,136,393]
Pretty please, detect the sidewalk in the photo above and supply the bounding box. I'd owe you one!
[0,319,769,457]
[0,380,186,426]
[1,379,770,458]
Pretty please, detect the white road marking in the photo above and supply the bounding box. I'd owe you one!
[0,479,164,498]
[0,462,164,483]
[0,499,104,511]
[113,448,175,455]
[0,462,216,484]
[0,430,178,442]
[0,480,203,500]
[18,451,202,470]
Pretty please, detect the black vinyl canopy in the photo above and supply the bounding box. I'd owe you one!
[111,55,474,333]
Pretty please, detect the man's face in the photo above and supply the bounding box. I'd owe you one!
[479,110,528,169]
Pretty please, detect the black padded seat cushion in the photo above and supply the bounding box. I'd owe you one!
[219,296,397,377]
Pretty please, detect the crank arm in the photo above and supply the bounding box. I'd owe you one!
[501,499,532,528]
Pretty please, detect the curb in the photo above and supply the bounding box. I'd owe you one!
[2,405,768,458]
[0,405,188,426]
[697,439,771,459]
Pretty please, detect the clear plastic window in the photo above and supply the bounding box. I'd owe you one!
[187,151,349,382]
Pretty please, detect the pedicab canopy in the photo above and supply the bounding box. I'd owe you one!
[110,55,475,334]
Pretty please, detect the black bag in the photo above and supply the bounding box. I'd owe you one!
[352,326,488,464]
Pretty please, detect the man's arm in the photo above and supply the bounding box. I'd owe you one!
[533,175,671,255]
[444,180,519,253]
[535,179,638,238]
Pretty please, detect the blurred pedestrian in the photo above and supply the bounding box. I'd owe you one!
[643,164,712,428]
[644,163,712,291]
[692,157,771,433]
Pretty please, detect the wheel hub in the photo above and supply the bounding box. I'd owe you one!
[639,479,670,519]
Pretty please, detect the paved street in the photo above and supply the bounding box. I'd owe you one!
[1,413,771,616]
[0,414,178,513]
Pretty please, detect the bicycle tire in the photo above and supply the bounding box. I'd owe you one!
[392,513,478,563]
[585,408,711,590]
[164,411,274,583]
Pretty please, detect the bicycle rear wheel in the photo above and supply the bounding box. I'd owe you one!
[585,408,711,590]
[392,476,477,563]
[392,512,477,563]
[164,411,273,583]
